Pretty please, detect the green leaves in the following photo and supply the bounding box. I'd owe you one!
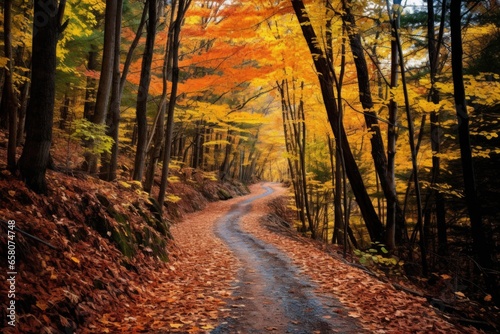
[70,118,115,155]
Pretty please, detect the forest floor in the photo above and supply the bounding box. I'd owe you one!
[89,183,483,333]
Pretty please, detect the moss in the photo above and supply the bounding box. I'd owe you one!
[217,188,233,200]
[111,225,136,258]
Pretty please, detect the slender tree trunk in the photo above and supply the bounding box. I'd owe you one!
[4,0,18,171]
[119,0,149,98]
[83,46,98,120]
[59,87,70,130]
[93,0,117,125]
[19,0,67,193]
[84,0,117,174]
[450,0,494,285]
[219,130,234,181]
[133,0,157,182]
[278,79,307,233]
[391,4,427,274]
[17,77,30,145]
[328,136,343,244]
[101,0,123,181]
[297,83,315,237]
[385,0,401,250]
[158,0,191,211]
[145,3,176,192]
[427,0,447,256]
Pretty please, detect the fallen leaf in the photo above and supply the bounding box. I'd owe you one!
[36,301,48,311]
[201,324,215,330]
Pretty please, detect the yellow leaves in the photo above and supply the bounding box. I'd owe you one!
[166,194,182,203]
[203,139,231,147]
[118,181,132,189]
[228,111,266,125]
[201,324,215,330]
[0,56,8,68]
[71,256,81,264]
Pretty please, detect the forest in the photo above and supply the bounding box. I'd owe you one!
[1,0,499,332]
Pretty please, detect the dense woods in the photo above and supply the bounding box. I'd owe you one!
[1,0,499,330]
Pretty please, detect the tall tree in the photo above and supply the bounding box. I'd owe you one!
[426,0,447,255]
[133,0,158,181]
[92,0,117,125]
[385,0,401,250]
[84,0,118,174]
[18,0,68,193]
[4,0,18,171]
[144,3,175,193]
[450,0,494,290]
[158,0,192,211]
[101,0,124,181]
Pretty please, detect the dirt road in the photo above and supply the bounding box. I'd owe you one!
[212,184,363,333]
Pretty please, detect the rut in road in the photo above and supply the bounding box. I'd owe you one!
[213,184,363,334]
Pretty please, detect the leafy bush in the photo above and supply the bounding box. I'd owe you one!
[354,242,405,274]
[70,118,114,155]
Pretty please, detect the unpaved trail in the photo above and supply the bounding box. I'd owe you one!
[212,183,363,334]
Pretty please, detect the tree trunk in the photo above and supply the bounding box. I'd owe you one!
[219,130,234,181]
[85,0,117,174]
[4,0,18,171]
[17,77,30,145]
[158,0,191,211]
[83,45,98,120]
[133,0,158,182]
[19,0,67,193]
[450,0,494,287]
[59,87,70,130]
[119,0,148,98]
[427,0,447,256]
[101,0,123,181]
[145,2,176,192]
[92,0,117,125]
[385,0,401,250]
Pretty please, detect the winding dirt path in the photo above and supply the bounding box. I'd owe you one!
[212,183,363,333]
[91,182,476,333]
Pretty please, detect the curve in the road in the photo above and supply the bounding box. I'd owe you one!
[213,183,363,334]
